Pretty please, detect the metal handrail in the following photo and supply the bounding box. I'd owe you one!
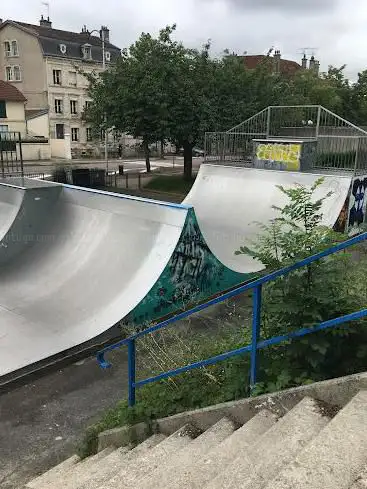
[97,231,367,406]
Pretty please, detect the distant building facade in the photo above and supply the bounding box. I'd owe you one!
[0,16,121,157]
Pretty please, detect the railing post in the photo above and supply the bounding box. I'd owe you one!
[250,285,262,391]
[128,339,136,407]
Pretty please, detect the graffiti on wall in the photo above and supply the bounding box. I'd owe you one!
[348,176,367,235]
[255,143,301,171]
[126,209,250,326]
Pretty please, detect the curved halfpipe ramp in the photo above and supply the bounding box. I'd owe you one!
[183,165,352,273]
[0,178,247,379]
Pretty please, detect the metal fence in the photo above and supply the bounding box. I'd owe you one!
[205,106,367,174]
[0,171,45,180]
[0,132,24,176]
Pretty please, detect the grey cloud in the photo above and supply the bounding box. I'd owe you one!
[214,0,338,13]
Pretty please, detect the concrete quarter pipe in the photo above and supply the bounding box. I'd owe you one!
[0,166,352,379]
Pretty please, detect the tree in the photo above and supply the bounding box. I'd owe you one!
[167,41,219,179]
[348,70,367,125]
[87,26,221,180]
[86,26,180,172]
[236,180,366,392]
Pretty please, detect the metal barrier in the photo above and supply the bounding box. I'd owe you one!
[0,131,23,176]
[1,171,45,180]
[97,232,367,407]
[205,105,367,174]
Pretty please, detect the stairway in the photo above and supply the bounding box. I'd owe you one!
[24,390,367,489]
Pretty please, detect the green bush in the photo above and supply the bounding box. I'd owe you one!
[236,177,367,394]
[314,151,357,169]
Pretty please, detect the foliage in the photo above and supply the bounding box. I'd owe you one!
[78,315,253,458]
[236,179,367,394]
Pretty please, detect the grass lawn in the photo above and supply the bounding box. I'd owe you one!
[143,175,196,194]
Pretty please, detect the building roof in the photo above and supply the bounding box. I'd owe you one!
[25,108,49,120]
[0,80,26,102]
[1,20,121,63]
[242,55,302,75]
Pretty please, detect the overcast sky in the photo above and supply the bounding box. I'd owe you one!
[2,0,367,80]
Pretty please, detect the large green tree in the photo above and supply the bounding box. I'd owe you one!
[87,26,182,172]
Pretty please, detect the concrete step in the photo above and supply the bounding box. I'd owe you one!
[264,390,367,489]
[167,409,278,489]
[205,396,329,489]
[135,416,236,489]
[92,423,199,489]
[63,433,165,489]
[26,455,80,489]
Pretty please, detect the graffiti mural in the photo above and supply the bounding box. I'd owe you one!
[255,143,301,171]
[348,176,367,236]
[126,209,251,326]
[333,195,350,233]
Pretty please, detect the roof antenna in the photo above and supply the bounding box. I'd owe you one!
[41,2,50,20]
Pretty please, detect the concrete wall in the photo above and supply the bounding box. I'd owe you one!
[50,138,67,158]
[0,24,48,109]
[50,136,71,159]
[22,142,51,161]
[27,113,49,138]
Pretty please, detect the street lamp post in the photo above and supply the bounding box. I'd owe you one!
[89,28,109,175]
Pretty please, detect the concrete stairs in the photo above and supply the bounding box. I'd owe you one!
[24,390,367,489]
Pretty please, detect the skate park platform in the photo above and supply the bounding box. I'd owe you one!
[0,165,354,384]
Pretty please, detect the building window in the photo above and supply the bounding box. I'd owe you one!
[55,123,64,139]
[70,100,78,115]
[53,69,61,85]
[82,44,92,60]
[4,40,18,57]
[4,41,11,57]
[59,44,67,54]
[69,71,77,86]
[0,101,7,118]
[0,125,9,132]
[86,127,93,141]
[5,65,21,82]
[71,127,79,141]
[84,100,92,110]
[54,99,63,114]
[105,51,111,62]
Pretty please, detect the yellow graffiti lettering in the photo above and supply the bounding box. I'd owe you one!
[256,143,301,170]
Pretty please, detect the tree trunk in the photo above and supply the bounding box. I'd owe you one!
[183,141,193,181]
[143,140,151,173]
[160,139,165,159]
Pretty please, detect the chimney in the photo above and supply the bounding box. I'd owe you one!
[309,55,316,71]
[301,54,307,69]
[100,26,110,44]
[39,15,52,28]
[273,49,281,74]
[314,60,320,76]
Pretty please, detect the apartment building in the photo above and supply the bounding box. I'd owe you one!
[0,16,121,156]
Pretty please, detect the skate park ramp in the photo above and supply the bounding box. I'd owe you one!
[0,167,352,380]
[183,164,352,273]
[0,178,247,380]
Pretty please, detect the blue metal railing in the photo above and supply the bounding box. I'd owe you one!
[97,232,367,407]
